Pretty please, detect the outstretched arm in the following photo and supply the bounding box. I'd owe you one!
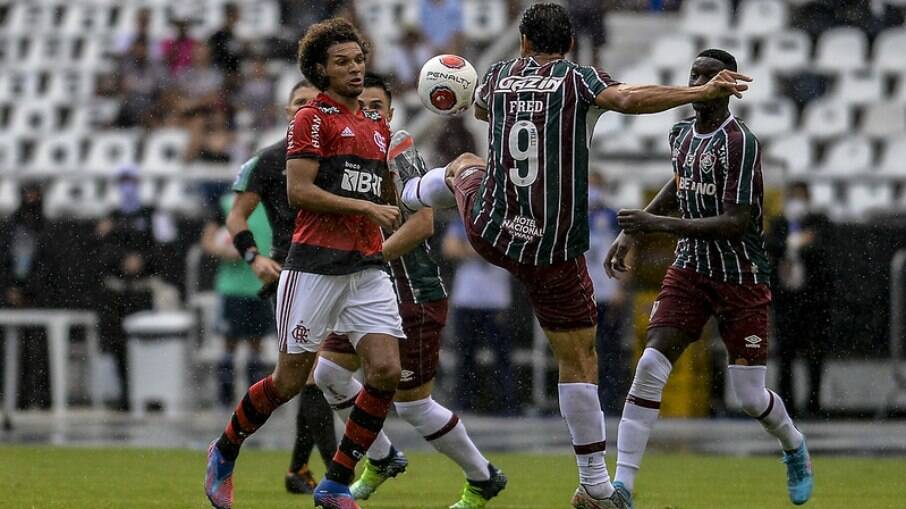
[618,201,751,241]
[596,70,751,114]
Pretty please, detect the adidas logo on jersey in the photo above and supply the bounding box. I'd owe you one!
[341,126,355,137]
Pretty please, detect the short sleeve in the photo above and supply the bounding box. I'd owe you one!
[723,129,761,205]
[286,107,324,160]
[232,154,263,194]
[575,66,621,104]
[474,61,504,110]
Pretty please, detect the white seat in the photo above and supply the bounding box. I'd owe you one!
[832,69,883,105]
[142,129,189,175]
[651,34,697,71]
[254,127,287,151]
[85,131,140,175]
[744,99,796,138]
[862,102,906,138]
[158,179,200,215]
[847,184,894,217]
[21,36,76,72]
[801,100,852,140]
[0,179,18,215]
[879,137,906,175]
[766,134,814,174]
[59,4,107,37]
[0,72,41,100]
[29,135,83,174]
[735,65,774,103]
[9,102,59,135]
[593,112,625,139]
[815,27,868,72]
[874,28,906,73]
[704,34,754,67]
[46,72,95,101]
[681,0,731,36]
[629,111,680,138]
[102,177,157,210]
[819,136,873,175]
[237,0,280,39]
[6,3,52,36]
[737,0,788,36]
[463,0,507,42]
[357,0,415,43]
[597,132,645,155]
[807,182,835,211]
[618,64,663,86]
[0,137,22,174]
[760,30,811,72]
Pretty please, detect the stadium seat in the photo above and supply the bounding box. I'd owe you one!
[801,100,853,140]
[463,0,507,42]
[815,27,869,72]
[629,111,680,139]
[43,178,105,219]
[357,0,416,46]
[21,36,76,72]
[874,28,906,73]
[743,99,796,139]
[832,69,883,105]
[819,136,874,176]
[765,133,814,174]
[85,131,140,175]
[59,4,106,37]
[760,30,811,72]
[0,179,18,215]
[680,0,731,36]
[807,181,835,211]
[46,72,96,101]
[0,137,22,174]
[650,34,697,72]
[607,181,644,209]
[141,129,190,175]
[618,64,664,86]
[847,183,894,216]
[704,34,754,67]
[593,112,626,139]
[0,72,41,100]
[597,132,645,155]
[29,135,84,174]
[862,102,906,138]
[737,0,788,36]
[879,136,906,175]
[734,66,774,103]
[158,179,200,215]
[9,102,60,135]
[237,0,280,39]
[5,3,53,36]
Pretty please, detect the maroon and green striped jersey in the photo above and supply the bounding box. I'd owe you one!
[385,224,447,305]
[669,114,771,285]
[472,57,620,266]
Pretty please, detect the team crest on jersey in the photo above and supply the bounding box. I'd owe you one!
[363,109,382,121]
[292,322,310,343]
[318,104,340,115]
[374,132,387,154]
[700,151,716,174]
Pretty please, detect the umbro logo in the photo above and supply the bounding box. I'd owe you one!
[341,126,355,137]
[744,335,763,348]
[400,369,415,382]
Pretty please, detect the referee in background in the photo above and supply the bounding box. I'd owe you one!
[226,79,336,493]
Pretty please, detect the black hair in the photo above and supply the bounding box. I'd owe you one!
[363,72,392,104]
[297,18,369,90]
[289,79,313,101]
[697,48,737,72]
[519,3,573,55]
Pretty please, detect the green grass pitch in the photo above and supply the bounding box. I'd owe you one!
[1,446,903,508]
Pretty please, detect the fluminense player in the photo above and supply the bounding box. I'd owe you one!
[313,73,507,509]
[390,4,750,508]
[604,49,813,508]
[205,19,404,509]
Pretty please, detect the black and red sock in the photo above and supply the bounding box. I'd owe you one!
[216,375,288,461]
[326,384,395,485]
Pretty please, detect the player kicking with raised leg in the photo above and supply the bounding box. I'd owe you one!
[604,50,813,507]
[314,73,507,509]
[205,19,404,509]
[391,4,750,508]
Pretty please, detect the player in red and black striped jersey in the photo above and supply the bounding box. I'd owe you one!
[395,5,751,508]
[205,19,404,509]
[605,50,813,507]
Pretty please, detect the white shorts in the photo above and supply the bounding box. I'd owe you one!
[275,268,405,354]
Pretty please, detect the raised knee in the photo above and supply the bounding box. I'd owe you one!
[446,152,484,179]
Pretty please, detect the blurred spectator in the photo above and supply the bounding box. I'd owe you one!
[568,0,609,66]
[201,194,274,406]
[442,219,516,415]
[0,182,52,409]
[237,54,277,130]
[767,182,833,418]
[585,173,629,415]
[419,0,464,54]
[114,6,161,60]
[208,2,245,92]
[175,43,225,114]
[161,18,197,78]
[185,106,237,205]
[390,26,433,91]
[93,166,168,411]
[114,39,167,128]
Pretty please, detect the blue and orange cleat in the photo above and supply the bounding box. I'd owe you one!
[204,440,235,509]
[314,479,361,509]
[783,438,814,505]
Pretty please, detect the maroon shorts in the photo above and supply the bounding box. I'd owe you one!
[453,166,597,332]
[649,266,772,365]
[321,299,448,390]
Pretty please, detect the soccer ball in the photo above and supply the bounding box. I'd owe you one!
[417,55,478,116]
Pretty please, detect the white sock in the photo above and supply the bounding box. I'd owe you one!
[615,348,673,493]
[728,365,803,451]
[558,383,612,498]
[314,358,394,460]
[395,397,490,481]
[400,167,455,211]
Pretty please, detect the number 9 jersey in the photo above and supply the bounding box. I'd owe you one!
[472,57,619,266]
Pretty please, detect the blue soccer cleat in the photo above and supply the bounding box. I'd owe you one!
[612,481,634,509]
[783,438,814,505]
[314,479,361,509]
[204,440,234,509]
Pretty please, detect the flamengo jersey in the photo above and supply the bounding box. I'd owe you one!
[285,93,392,275]
[669,114,770,285]
[472,57,619,266]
